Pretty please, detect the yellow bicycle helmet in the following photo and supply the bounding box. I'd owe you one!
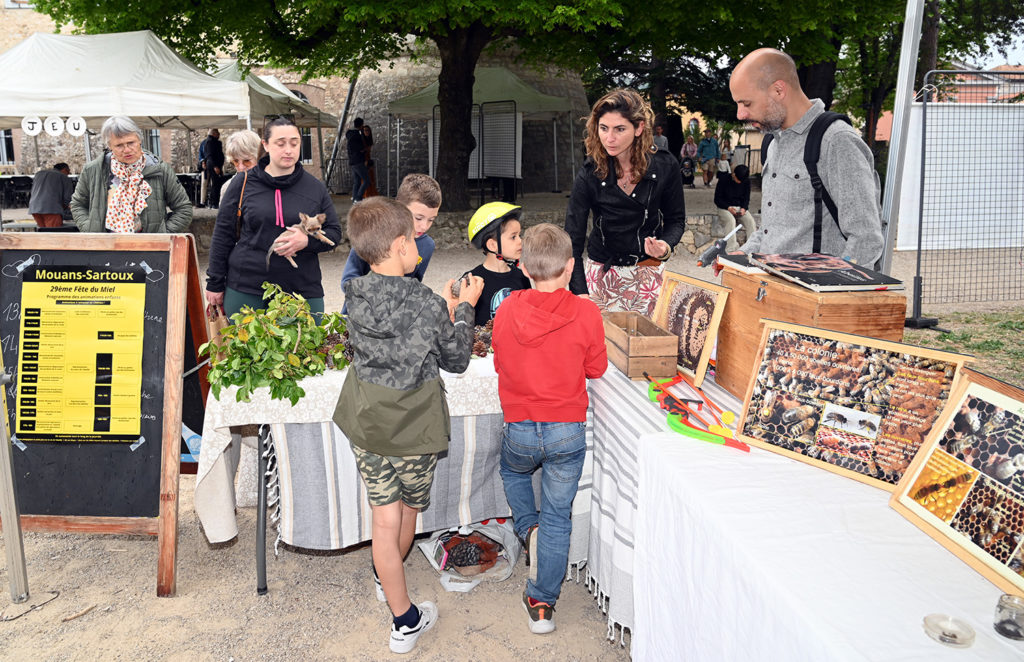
[467,202,521,251]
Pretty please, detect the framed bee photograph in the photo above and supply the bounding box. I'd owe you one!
[650,271,729,387]
[890,369,1024,596]
[737,320,971,491]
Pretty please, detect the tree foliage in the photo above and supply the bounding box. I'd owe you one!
[34,0,624,210]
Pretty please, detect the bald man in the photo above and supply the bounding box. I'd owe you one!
[730,48,883,266]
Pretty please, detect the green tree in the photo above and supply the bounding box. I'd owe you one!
[34,0,623,210]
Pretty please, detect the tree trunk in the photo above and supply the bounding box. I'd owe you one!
[649,58,667,126]
[797,59,839,109]
[917,0,940,86]
[432,22,493,212]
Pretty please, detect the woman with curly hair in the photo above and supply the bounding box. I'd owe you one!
[564,88,686,314]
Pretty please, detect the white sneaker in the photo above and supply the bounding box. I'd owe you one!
[373,568,386,603]
[389,601,438,654]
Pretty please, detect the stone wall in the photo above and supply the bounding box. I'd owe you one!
[334,46,589,198]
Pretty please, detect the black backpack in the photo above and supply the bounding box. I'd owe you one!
[760,112,851,253]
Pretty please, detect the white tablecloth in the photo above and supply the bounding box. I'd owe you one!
[633,433,1022,661]
[586,365,744,643]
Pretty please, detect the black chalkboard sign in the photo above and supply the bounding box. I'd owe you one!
[1,249,169,516]
[0,233,199,596]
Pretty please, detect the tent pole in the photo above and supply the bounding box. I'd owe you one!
[386,114,392,197]
[397,118,401,190]
[569,112,576,180]
[552,117,560,193]
[33,135,41,170]
[316,112,325,179]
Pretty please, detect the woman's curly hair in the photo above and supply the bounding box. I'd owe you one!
[583,88,655,183]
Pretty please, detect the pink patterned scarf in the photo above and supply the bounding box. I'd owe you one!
[105,155,152,233]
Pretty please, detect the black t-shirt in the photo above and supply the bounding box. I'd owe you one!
[470,264,531,326]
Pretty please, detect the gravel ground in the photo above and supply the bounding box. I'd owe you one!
[1,183,1018,660]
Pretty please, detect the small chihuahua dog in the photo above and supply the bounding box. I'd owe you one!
[267,212,336,269]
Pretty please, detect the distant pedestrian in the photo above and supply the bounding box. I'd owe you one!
[697,128,719,186]
[714,164,756,251]
[680,135,698,162]
[653,125,670,153]
[203,129,226,208]
[346,117,369,202]
[29,163,73,228]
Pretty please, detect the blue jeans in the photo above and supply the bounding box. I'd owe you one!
[351,162,369,201]
[499,420,586,605]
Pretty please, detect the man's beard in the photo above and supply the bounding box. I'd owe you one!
[756,98,787,132]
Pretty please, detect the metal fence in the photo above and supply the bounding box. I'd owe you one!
[913,70,1024,307]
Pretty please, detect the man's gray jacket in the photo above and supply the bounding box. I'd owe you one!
[742,99,884,265]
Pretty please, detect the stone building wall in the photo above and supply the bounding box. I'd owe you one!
[335,46,589,198]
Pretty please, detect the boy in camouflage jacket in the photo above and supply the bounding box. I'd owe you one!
[334,197,483,655]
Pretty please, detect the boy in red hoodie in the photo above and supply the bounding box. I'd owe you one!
[492,223,608,634]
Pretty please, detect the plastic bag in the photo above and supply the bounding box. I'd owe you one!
[417,519,521,593]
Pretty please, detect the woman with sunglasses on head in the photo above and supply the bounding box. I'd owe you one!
[205,116,341,317]
[564,88,686,315]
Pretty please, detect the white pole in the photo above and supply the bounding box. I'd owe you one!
[879,0,926,273]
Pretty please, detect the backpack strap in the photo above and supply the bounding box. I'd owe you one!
[760,133,773,167]
[804,112,851,253]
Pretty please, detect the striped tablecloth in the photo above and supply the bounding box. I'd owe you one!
[194,356,592,568]
[586,365,742,644]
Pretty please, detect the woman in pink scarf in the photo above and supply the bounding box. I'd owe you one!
[71,116,192,233]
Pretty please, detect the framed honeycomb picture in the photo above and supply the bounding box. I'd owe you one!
[891,369,1024,596]
[738,320,971,491]
[650,271,729,387]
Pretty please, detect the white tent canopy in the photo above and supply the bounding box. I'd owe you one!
[388,66,571,119]
[213,60,338,128]
[0,30,329,130]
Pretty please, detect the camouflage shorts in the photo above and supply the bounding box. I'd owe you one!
[350,444,438,509]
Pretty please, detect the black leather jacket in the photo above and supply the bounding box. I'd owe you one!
[564,150,686,294]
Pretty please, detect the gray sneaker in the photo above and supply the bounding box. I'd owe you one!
[389,601,438,654]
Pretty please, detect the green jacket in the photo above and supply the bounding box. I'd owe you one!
[71,153,192,233]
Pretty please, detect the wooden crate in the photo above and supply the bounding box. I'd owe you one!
[716,265,906,398]
[602,312,677,379]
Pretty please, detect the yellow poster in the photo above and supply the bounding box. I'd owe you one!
[15,266,145,443]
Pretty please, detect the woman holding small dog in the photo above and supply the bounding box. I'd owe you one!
[206,116,341,317]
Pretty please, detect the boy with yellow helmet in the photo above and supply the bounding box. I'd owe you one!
[466,201,531,326]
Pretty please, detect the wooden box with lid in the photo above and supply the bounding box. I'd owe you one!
[715,264,907,398]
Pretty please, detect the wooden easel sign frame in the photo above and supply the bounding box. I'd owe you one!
[890,369,1024,596]
[0,233,192,596]
[738,320,971,491]
[649,271,729,387]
